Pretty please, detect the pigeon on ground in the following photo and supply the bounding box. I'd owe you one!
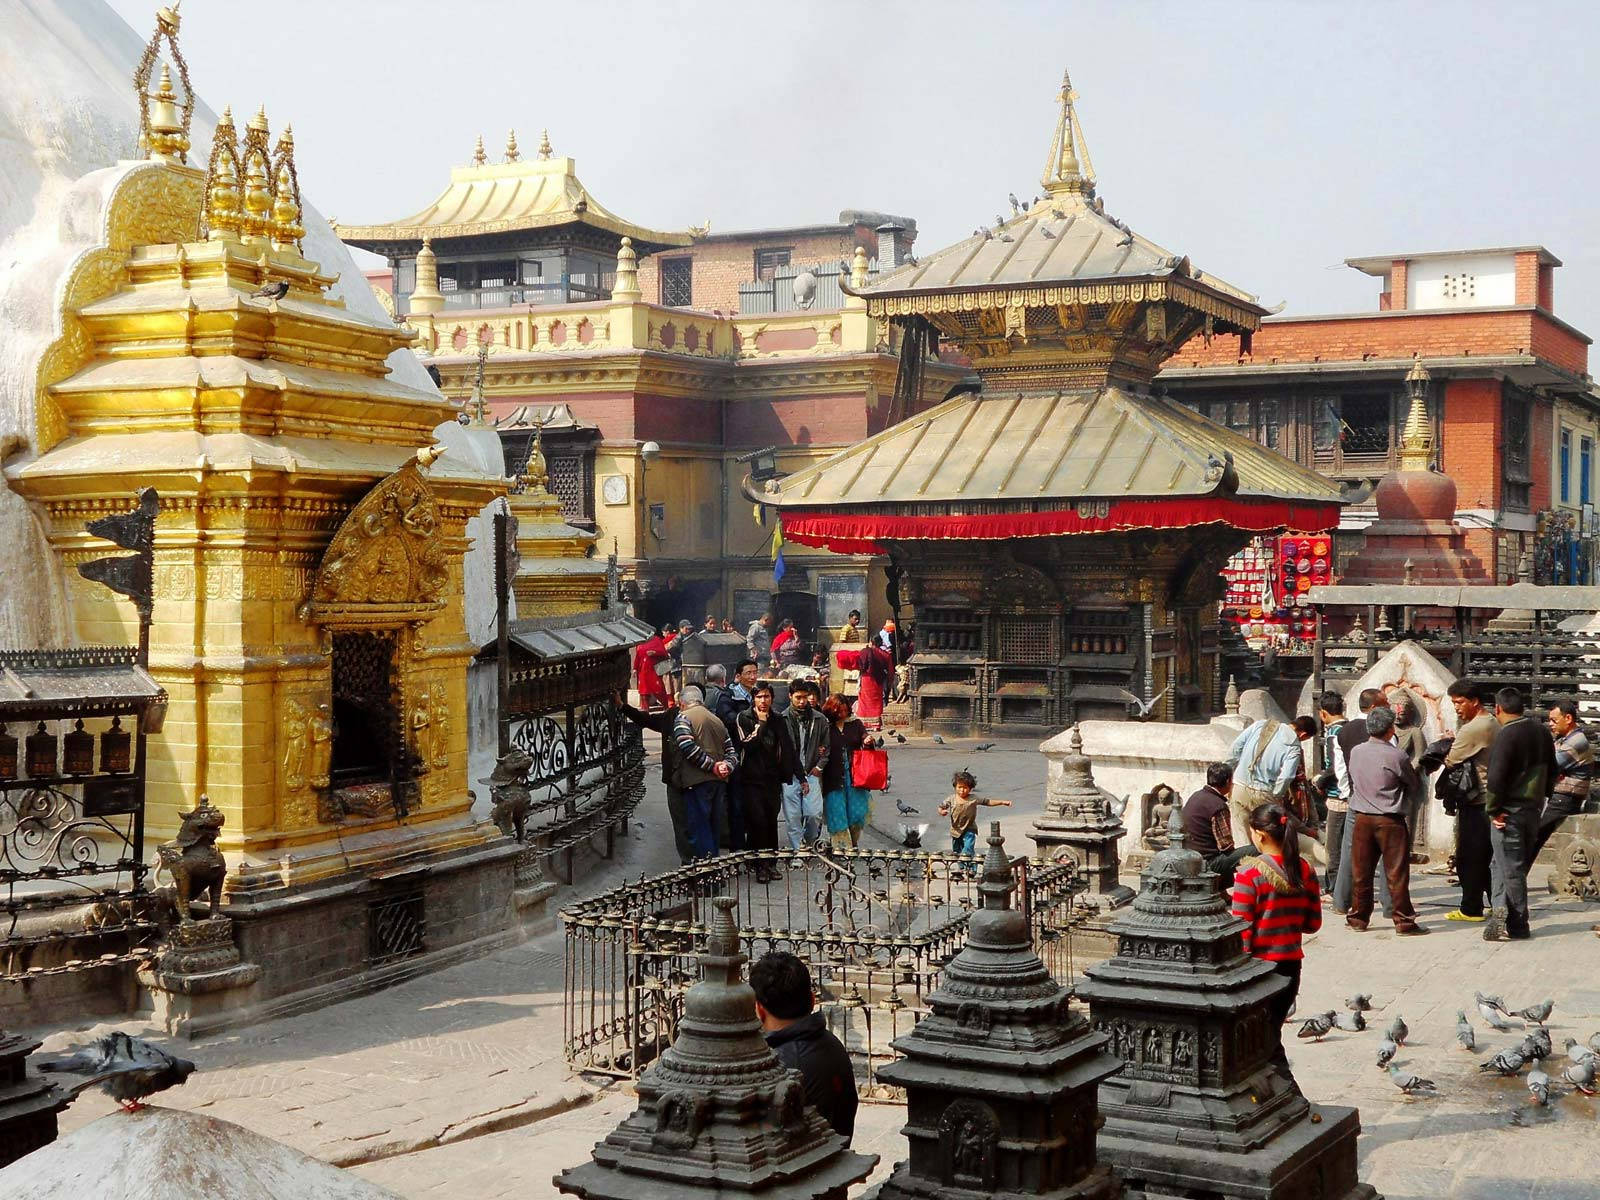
[1527,1059,1551,1106]
[1385,1015,1408,1046]
[251,279,290,301]
[974,742,996,752]
[1376,1037,1397,1068]
[1475,991,1509,1013]
[1563,1037,1598,1065]
[1514,998,1554,1025]
[1335,1011,1367,1033]
[1479,1047,1526,1075]
[1520,1028,1552,1062]
[1563,1055,1597,1094]
[1590,1032,1600,1055]
[895,800,918,816]
[1388,1066,1438,1095]
[899,823,927,849]
[932,734,945,745]
[1455,1012,1476,1051]
[1297,1012,1338,1041]
[893,732,907,744]
[1345,993,1375,1013]
[37,1031,196,1110]
[1477,996,1522,1030]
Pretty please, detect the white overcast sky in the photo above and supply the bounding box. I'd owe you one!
[109,0,1600,339]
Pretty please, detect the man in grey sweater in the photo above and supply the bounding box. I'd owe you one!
[1346,705,1427,935]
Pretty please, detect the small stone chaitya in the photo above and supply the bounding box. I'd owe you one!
[1029,725,1133,910]
[1076,810,1379,1200]
[556,895,874,1200]
[870,823,1123,1200]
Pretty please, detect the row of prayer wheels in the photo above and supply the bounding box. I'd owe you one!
[0,718,133,781]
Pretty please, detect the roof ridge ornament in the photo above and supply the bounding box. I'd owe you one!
[135,3,195,164]
[472,134,487,165]
[538,129,553,159]
[1040,68,1095,201]
[504,129,520,162]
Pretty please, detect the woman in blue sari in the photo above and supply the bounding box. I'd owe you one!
[820,694,879,847]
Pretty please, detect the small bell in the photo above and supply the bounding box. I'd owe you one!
[101,715,132,775]
[63,718,95,776]
[0,725,16,780]
[26,721,59,778]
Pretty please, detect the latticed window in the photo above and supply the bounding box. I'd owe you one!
[660,258,693,307]
[548,455,583,521]
[996,615,1052,664]
[754,247,791,282]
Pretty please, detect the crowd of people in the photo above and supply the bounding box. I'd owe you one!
[616,665,885,870]
[1193,682,1592,1012]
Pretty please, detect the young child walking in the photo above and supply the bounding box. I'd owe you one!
[937,769,1012,857]
[1230,801,1321,1062]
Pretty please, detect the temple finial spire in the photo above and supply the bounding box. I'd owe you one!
[538,129,553,159]
[1041,68,1095,201]
[472,134,486,166]
[135,2,194,163]
[1400,353,1433,470]
[504,128,520,162]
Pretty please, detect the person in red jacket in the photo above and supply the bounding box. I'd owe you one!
[1230,801,1321,1063]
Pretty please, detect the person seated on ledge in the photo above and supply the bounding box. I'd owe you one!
[1183,762,1252,886]
[750,950,857,1143]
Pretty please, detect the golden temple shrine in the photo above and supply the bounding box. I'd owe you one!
[756,73,1343,732]
[0,9,640,1029]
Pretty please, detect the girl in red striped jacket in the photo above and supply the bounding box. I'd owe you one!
[1230,802,1322,1046]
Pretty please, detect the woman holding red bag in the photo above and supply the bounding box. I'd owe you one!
[820,695,881,847]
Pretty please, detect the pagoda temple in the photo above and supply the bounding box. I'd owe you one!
[753,72,1343,732]
[335,130,688,317]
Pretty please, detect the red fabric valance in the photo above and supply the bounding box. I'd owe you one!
[780,497,1341,555]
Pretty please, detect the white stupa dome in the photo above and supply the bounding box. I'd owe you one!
[0,1105,402,1199]
[0,0,440,649]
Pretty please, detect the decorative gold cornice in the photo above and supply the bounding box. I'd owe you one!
[865,278,1260,332]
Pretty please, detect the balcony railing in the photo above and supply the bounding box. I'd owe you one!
[400,276,616,313]
[738,261,882,315]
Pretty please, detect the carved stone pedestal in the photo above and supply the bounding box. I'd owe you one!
[1030,727,1133,911]
[1077,813,1380,1200]
[137,916,261,1037]
[513,844,560,933]
[1545,813,1600,901]
[0,1031,67,1168]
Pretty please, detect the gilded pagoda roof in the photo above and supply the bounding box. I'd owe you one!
[335,133,689,254]
[857,73,1263,334]
[759,385,1343,510]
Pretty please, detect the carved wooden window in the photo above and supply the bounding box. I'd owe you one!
[1503,387,1533,512]
[330,630,401,790]
[754,247,791,282]
[660,258,693,308]
[996,615,1052,664]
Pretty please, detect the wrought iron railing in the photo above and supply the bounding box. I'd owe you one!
[561,847,1084,1099]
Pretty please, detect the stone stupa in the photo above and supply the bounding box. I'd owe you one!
[556,895,875,1200]
[1076,808,1379,1200]
[1030,725,1133,911]
[871,822,1124,1200]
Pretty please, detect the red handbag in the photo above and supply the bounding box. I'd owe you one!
[850,747,890,791]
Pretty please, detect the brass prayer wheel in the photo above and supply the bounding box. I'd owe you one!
[63,718,95,776]
[25,721,58,778]
[101,715,132,774]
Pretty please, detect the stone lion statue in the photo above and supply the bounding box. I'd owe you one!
[156,796,227,924]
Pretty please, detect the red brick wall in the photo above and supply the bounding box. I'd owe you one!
[1530,395,1554,513]
[1514,252,1541,306]
[1167,308,1588,376]
[1438,378,1502,510]
[727,392,873,450]
[637,227,885,312]
[1538,264,1555,311]
[1389,260,1408,311]
[485,391,638,441]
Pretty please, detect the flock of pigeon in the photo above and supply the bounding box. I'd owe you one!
[1295,992,1599,1108]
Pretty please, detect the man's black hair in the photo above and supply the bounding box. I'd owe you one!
[1447,680,1480,701]
[1550,695,1580,719]
[1317,689,1346,717]
[1206,762,1233,789]
[1293,715,1318,738]
[735,658,757,673]
[848,609,861,619]
[787,677,815,696]
[749,951,814,1020]
[1357,687,1386,713]
[1495,687,1525,715]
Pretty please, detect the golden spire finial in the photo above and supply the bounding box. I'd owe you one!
[239,106,274,243]
[611,236,641,302]
[269,123,303,250]
[410,235,446,314]
[850,245,870,290]
[135,2,194,163]
[538,129,553,159]
[472,134,487,165]
[522,419,550,494]
[1399,353,1433,470]
[504,129,520,162]
[202,105,242,241]
[1041,68,1095,201]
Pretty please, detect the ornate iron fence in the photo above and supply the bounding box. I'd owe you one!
[561,845,1085,1099]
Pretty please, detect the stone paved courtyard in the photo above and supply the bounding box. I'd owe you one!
[35,734,1600,1199]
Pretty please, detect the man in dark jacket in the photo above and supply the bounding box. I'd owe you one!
[616,690,691,863]
[1181,763,1251,886]
[750,951,856,1143]
[1482,687,1559,941]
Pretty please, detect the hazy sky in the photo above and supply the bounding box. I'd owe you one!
[108,0,1600,339]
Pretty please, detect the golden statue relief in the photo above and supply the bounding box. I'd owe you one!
[310,462,447,617]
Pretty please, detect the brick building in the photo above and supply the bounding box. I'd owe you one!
[1158,246,1597,581]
